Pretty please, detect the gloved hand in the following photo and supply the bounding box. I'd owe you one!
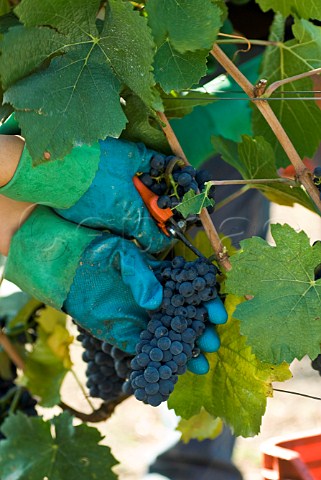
[0,116,171,254]
[5,206,162,353]
[5,206,227,368]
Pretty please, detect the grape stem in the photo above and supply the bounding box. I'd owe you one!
[215,185,249,211]
[265,67,321,98]
[208,178,298,187]
[157,111,232,271]
[0,331,25,370]
[60,395,129,423]
[70,368,96,411]
[210,44,321,215]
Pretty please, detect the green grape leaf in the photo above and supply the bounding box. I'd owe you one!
[169,295,291,437]
[256,0,321,20]
[121,91,170,153]
[153,42,209,93]
[178,409,223,443]
[214,135,316,211]
[146,0,223,93]
[174,185,214,218]
[0,0,10,16]
[2,0,159,163]
[226,224,321,364]
[22,307,72,406]
[252,18,321,166]
[146,0,222,53]
[0,412,118,480]
[163,91,215,119]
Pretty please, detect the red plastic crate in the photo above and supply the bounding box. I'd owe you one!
[261,430,321,480]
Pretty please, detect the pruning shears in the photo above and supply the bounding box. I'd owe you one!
[133,175,206,259]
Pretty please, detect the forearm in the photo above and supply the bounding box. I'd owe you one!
[0,194,36,256]
[0,135,24,187]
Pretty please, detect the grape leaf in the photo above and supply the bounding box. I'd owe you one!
[1,0,159,162]
[252,17,321,166]
[256,0,321,20]
[174,185,214,218]
[0,0,10,16]
[178,409,223,443]
[22,307,72,406]
[121,91,170,153]
[146,0,223,93]
[153,43,209,93]
[168,295,291,437]
[0,412,118,480]
[214,135,316,211]
[225,224,321,364]
[146,0,222,53]
[163,91,215,119]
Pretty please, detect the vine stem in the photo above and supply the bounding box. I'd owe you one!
[0,332,25,370]
[60,395,129,423]
[208,178,298,187]
[70,368,95,411]
[215,185,249,211]
[157,111,232,271]
[265,67,321,98]
[210,44,321,215]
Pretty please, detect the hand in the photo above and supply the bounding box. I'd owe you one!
[0,115,172,254]
[5,206,163,353]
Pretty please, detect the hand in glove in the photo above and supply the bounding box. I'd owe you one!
[5,206,227,371]
[0,116,171,253]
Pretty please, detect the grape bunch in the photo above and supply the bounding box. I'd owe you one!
[123,256,219,407]
[139,154,215,215]
[0,379,38,440]
[311,354,321,376]
[76,326,133,402]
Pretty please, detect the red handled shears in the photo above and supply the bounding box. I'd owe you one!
[133,176,206,259]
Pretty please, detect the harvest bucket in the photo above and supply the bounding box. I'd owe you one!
[261,430,321,480]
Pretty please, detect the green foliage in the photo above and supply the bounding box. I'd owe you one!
[178,409,223,443]
[214,135,316,211]
[21,307,72,406]
[145,0,223,93]
[226,224,321,364]
[256,0,321,20]
[0,412,118,480]
[253,16,321,166]
[174,184,214,218]
[169,295,291,437]
[1,0,159,162]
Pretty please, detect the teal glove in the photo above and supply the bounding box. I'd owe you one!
[0,118,171,254]
[5,207,163,353]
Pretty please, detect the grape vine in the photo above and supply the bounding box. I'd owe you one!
[1,0,321,478]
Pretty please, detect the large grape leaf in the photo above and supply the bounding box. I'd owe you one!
[0,412,118,480]
[256,0,321,20]
[168,295,291,437]
[252,17,321,167]
[226,224,321,364]
[1,0,159,163]
[21,307,73,407]
[146,0,223,93]
[214,135,316,211]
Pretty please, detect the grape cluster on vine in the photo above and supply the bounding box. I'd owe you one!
[139,153,215,217]
[122,256,219,407]
[77,325,132,402]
